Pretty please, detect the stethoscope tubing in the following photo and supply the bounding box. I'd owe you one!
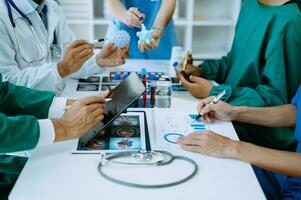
[98,150,198,189]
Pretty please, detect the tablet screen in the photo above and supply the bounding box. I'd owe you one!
[79,73,145,146]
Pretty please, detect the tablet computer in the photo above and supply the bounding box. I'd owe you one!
[74,112,147,154]
[78,73,145,146]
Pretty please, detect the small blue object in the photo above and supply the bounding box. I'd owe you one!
[189,114,203,122]
[149,74,157,81]
[122,73,129,80]
[113,30,130,48]
[173,61,179,68]
[141,68,147,76]
[136,24,154,45]
[113,74,121,81]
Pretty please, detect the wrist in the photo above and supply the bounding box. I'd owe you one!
[152,25,164,36]
[225,140,243,159]
[66,99,76,106]
[230,106,241,121]
[52,119,68,142]
[96,54,104,68]
[57,63,68,78]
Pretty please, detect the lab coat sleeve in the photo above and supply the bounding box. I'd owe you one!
[200,53,231,83]
[57,8,105,79]
[0,21,65,94]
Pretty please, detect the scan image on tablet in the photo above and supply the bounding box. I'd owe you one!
[74,112,146,153]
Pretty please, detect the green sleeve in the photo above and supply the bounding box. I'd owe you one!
[0,75,55,153]
[0,113,40,153]
[209,31,301,107]
[199,53,231,83]
[0,76,55,118]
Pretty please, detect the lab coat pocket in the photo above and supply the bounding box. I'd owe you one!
[14,19,45,64]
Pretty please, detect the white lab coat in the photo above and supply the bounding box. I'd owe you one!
[0,0,104,94]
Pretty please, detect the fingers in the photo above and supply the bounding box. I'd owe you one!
[196,96,215,113]
[181,145,204,154]
[90,107,105,121]
[179,72,193,87]
[101,90,110,98]
[82,96,106,105]
[78,48,94,59]
[189,75,206,84]
[87,103,105,113]
[129,7,144,20]
[127,8,143,27]
[69,39,90,48]
[79,53,94,66]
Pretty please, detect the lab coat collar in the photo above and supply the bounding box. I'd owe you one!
[11,0,35,18]
[45,0,59,44]
[28,0,47,13]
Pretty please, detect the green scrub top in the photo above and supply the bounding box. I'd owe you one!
[200,0,301,150]
[0,75,54,200]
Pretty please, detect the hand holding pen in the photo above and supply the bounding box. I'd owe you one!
[194,90,234,122]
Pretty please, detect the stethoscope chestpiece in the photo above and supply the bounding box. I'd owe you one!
[134,150,153,161]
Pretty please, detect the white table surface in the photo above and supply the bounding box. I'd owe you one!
[9,60,266,200]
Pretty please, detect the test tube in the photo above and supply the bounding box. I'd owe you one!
[141,68,147,108]
[172,62,192,83]
[149,74,157,108]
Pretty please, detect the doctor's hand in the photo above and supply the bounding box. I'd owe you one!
[122,7,145,28]
[177,131,238,158]
[58,40,95,78]
[179,74,213,99]
[138,28,163,53]
[52,92,109,142]
[96,43,129,67]
[197,97,234,123]
[179,63,202,77]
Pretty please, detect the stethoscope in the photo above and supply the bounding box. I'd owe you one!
[98,150,198,188]
[4,0,61,63]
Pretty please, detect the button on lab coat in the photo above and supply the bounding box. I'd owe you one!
[0,0,103,94]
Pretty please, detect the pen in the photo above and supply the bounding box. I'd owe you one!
[90,38,106,46]
[194,89,227,121]
[64,98,112,111]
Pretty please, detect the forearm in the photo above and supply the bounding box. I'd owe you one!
[233,141,301,177]
[153,0,176,29]
[107,0,128,23]
[231,104,296,128]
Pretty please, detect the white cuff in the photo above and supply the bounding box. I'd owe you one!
[37,119,55,147]
[70,55,105,79]
[53,66,66,95]
[48,97,67,119]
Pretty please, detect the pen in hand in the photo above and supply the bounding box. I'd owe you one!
[194,90,227,122]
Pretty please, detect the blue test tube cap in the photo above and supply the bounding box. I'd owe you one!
[113,74,120,80]
[173,61,179,68]
[141,68,147,75]
[149,74,157,81]
[122,73,129,80]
